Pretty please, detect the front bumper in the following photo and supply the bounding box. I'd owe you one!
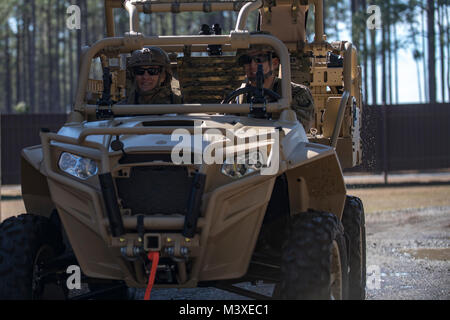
[40,128,276,288]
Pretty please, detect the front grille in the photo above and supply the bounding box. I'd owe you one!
[118,153,197,165]
[118,154,173,164]
[116,166,193,215]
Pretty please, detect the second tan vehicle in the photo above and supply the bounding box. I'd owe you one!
[0,0,366,300]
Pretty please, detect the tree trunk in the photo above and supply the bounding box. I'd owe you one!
[82,0,89,45]
[207,12,216,27]
[370,29,377,105]
[54,0,63,112]
[381,12,387,104]
[100,1,106,38]
[148,13,154,35]
[410,20,422,103]
[393,11,399,104]
[217,11,225,30]
[69,28,74,107]
[47,0,54,111]
[387,2,392,105]
[334,2,339,39]
[444,2,450,101]
[159,13,167,35]
[426,0,436,103]
[351,0,359,52]
[172,13,177,35]
[22,11,29,109]
[76,0,82,74]
[63,28,68,112]
[15,20,21,106]
[38,3,46,112]
[421,4,428,102]
[228,11,235,31]
[437,1,446,102]
[188,12,194,34]
[4,25,12,113]
[29,0,36,113]
[362,0,368,106]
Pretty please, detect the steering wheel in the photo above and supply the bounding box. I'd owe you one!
[221,86,281,104]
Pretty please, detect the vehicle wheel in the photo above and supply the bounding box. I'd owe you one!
[0,214,67,300]
[276,210,349,300]
[342,196,366,300]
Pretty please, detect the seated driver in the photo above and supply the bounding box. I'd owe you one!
[121,46,182,104]
[236,44,314,131]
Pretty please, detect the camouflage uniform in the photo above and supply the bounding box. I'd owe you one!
[272,77,314,131]
[239,77,315,131]
[123,85,183,105]
[236,43,315,131]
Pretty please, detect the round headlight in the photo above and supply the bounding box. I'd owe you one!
[221,152,262,179]
[58,152,98,180]
[58,152,77,171]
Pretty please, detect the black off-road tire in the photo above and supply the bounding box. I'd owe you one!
[0,214,66,300]
[277,210,349,300]
[342,196,366,300]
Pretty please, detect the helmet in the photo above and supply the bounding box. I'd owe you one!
[127,46,173,87]
[128,46,172,72]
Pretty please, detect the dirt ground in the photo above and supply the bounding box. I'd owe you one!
[1,182,449,300]
[348,184,450,214]
[364,206,449,299]
[145,202,450,300]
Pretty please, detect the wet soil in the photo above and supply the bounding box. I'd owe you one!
[364,206,449,300]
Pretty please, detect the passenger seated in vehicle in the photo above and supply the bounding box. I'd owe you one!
[120,46,183,104]
[235,44,314,131]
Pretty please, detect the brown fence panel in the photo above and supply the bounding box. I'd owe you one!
[347,103,450,173]
[1,114,67,185]
[1,105,450,184]
[385,104,450,171]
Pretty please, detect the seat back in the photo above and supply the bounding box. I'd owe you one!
[176,55,245,103]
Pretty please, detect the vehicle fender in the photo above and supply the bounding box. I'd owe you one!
[21,145,55,218]
[283,142,346,220]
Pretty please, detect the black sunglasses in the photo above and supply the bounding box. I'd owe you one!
[134,67,162,76]
[239,54,270,65]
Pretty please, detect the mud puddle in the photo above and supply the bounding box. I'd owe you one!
[400,248,450,261]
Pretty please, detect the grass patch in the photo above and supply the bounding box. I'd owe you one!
[348,185,450,214]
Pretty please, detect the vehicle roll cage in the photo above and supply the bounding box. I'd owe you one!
[104,1,324,42]
[71,0,349,132]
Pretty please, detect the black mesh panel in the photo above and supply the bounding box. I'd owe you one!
[116,166,193,215]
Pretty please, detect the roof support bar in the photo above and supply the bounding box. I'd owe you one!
[123,0,259,36]
[235,0,263,31]
[74,33,292,114]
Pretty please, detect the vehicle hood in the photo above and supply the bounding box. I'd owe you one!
[56,115,308,154]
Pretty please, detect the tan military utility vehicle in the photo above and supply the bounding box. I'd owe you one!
[0,0,366,300]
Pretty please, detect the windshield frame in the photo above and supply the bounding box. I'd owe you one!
[73,32,293,121]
